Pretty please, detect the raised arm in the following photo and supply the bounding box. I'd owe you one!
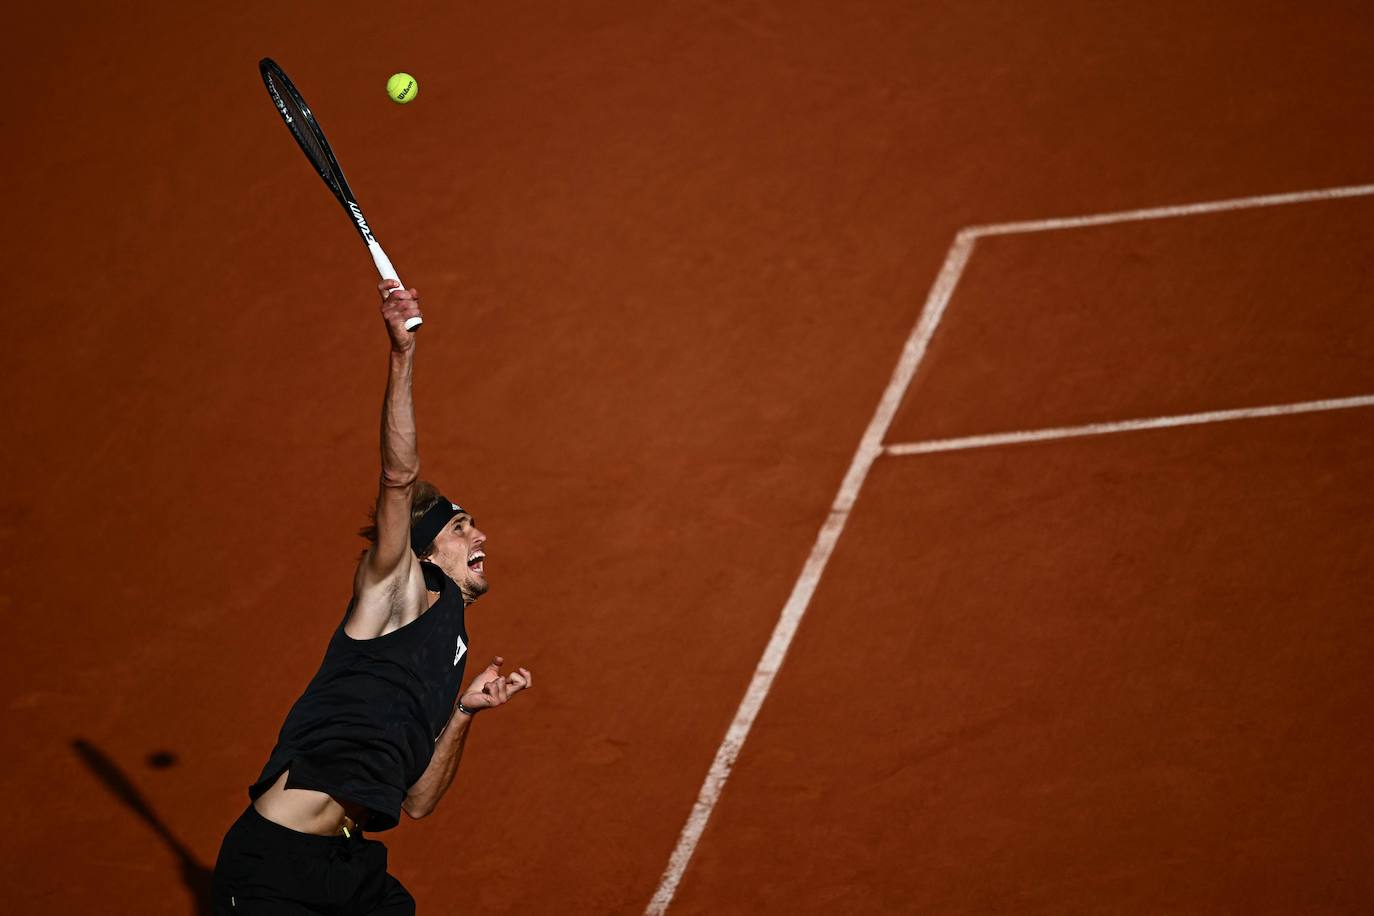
[349,282,425,636]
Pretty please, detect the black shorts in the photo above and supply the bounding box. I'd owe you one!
[212,805,415,915]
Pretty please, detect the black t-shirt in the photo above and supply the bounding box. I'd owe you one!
[249,562,470,831]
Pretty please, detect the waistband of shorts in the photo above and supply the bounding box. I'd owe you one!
[238,803,365,848]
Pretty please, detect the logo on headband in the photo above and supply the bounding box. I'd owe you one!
[410,500,469,555]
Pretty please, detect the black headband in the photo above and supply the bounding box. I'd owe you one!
[410,501,466,555]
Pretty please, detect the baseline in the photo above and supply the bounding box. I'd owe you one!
[965,183,1374,238]
[644,181,1374,914]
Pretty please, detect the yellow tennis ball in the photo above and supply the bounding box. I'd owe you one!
[386,72,418,104]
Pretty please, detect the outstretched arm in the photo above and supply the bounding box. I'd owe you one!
[403,657,532,818]
[350,282,425,636]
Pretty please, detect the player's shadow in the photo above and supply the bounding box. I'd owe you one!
[71,738,213,915]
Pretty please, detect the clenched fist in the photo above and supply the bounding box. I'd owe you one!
[379,280,421,352]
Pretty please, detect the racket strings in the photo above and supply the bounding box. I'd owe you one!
[280,93,334,180]
[261,61,341,192]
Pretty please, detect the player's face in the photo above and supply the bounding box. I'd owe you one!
[428,512,489,601]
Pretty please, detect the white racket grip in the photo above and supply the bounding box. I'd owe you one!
[369,240,423,331]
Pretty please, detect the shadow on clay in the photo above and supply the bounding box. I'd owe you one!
[71,738,213,915]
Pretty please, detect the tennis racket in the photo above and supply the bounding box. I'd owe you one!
[258,57,421,331]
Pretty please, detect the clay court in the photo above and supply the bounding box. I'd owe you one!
[4,2,1373,914]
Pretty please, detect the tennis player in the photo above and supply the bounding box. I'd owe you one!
[211,281,532,914]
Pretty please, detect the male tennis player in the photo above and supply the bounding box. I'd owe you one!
[211,281,532,914]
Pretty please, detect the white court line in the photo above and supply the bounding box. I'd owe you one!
[643,232,977,915]
[644,181,1374,914]
[885,394,1374,456]
[966,183,1374,237]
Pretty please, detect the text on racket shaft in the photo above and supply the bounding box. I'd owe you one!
[349,202,377,245]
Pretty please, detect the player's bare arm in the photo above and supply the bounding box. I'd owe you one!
[403,657,532,818]
[217,62,535,914]
[349,280,428,639]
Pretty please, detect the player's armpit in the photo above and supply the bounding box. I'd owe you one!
[348,549,425,639]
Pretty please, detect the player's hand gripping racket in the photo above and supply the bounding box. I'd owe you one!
[258,58,421,330]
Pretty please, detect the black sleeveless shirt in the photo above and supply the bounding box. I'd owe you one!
[249,563,470,831]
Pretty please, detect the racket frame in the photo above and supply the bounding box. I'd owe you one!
[258,58,419,329]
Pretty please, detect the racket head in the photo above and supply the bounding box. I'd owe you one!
[258,58,357,203]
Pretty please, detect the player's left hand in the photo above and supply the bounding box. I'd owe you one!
[459,656,532,713]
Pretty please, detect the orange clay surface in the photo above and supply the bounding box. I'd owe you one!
[3,3,1373,914]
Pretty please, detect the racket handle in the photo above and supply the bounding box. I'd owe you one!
[368,240,423,331]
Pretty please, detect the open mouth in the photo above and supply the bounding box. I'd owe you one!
[466,551,486,576]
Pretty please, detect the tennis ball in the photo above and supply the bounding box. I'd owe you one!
[386,72,418,104]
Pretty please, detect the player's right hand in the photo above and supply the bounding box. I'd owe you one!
[379,280,422,351]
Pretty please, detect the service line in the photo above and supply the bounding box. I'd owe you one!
[645,181,1374,914]
[885,394,1374,456]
